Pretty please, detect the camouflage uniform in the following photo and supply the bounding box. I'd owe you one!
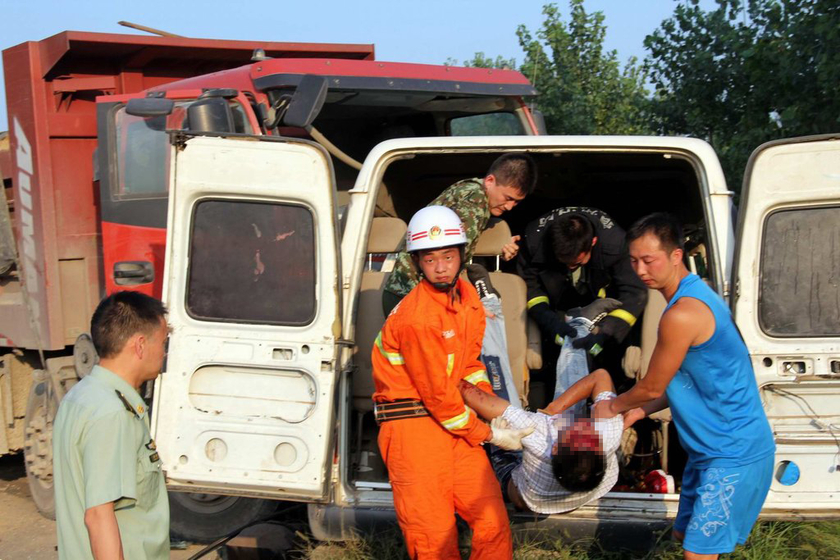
[384,178,490,298]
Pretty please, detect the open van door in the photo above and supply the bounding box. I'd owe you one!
[732,134,840,515]
[151,133,341,502]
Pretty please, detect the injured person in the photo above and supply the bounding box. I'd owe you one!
[460,369,623,513]
[458,300,627,514]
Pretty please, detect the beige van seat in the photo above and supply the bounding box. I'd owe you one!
[623,288,672,470]
[472,219,539,408]
[353,217,407,412]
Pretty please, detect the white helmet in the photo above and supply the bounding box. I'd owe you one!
[406,206,467,253]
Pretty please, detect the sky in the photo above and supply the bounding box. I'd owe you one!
[0,0,714,127]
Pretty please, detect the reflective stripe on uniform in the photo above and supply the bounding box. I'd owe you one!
[527,296,549,309]
[441,407,471,431]
[597,288,606,298]
[446,354,455,376]
[608,308,637,326]
[375,332,405,365]
[464,370,490,386]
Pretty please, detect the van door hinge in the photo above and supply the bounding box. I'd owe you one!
[343,274,350,290]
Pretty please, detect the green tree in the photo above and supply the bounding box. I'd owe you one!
[645,0,840,192]
[517,1,652,135]
[452,1,652,135]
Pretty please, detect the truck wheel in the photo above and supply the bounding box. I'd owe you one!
[169,492,281,543]
[23,371,59,519]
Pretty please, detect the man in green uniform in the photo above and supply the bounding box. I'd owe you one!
[382,152,538,314]
[53,291,170,559]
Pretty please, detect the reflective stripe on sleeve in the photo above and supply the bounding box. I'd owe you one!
[608,308,637,326]
[463,370,490,386]
[441,407,471,431]
[446,354,455,377]
[374,332,405,365]
[527,296,550,309]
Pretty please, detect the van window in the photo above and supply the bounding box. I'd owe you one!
[113,100,252,199]
[759,205,840,337]
[186,199,316,325]
[449,112,523,136]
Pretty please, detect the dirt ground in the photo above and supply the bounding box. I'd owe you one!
[0,454,213,560]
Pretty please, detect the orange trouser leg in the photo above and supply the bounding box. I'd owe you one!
[379,417,461,560]
[451,437,513,560]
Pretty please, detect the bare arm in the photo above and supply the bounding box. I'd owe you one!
[458,380,511,420]
[607,299,708,416]
[542,369,614,416]
[84,502,124,560]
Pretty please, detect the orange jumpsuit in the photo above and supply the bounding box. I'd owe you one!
[372,277,512,560]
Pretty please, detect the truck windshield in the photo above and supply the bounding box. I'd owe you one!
[449,112,523,136]
[112,100,252,199]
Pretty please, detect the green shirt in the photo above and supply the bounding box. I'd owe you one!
[384,178,491,297]
[53,365,169,560]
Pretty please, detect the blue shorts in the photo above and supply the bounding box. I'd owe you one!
[675,455,773,555]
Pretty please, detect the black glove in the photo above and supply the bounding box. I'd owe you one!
[554,320,579,343]
[598,315,633,344]
[465,264,500,299]
[572,331,608,356]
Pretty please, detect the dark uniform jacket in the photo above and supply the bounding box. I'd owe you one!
[517,207,647,344]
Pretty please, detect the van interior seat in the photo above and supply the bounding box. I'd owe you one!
[353,217,407,412]
[472,219,539,408]
[623,288,672,470]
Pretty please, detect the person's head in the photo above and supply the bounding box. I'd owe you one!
[406,206,467,291]
[91,291,169,381]
[550,418,606,492]
[548,213,598,271]
[626,212,685,290]
[484,153,538,217]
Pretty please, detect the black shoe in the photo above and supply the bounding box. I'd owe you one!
[466,264,500,299]
[567,298,622,323]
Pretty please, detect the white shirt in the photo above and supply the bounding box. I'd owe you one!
[503,391,623,514]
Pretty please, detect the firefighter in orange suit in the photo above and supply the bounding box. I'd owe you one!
[372,206,534,560]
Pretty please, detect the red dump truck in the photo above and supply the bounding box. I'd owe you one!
[0,30,540,539]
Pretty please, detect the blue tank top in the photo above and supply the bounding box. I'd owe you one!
[663,274,775,466]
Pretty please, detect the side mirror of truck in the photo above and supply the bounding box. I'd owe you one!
[187,97,235,133]
[283,75,328,129]
[125,98,175,117]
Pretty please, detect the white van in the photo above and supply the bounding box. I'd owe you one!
[152,133,840,542]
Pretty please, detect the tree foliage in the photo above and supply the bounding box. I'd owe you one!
[517,2,651,135]
[645,0,840,191]
[455,1,652,135]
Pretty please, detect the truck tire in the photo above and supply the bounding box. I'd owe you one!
[23,370,59,519]
[168,492,281,543]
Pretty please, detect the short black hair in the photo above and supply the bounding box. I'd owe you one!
[627,212,685,253]
[551,443,606,493]
[487,153,538,195]
[548,214,595,264]
[91,291,168,359]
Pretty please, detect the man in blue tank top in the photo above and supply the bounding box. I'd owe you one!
[597,213,775,560]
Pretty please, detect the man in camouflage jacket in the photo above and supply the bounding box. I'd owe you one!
[382,153,538,314]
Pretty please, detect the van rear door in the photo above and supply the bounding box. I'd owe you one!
[152,133,341,502]
[732,134,840,514]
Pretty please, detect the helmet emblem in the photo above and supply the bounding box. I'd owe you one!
[429,225,442,239]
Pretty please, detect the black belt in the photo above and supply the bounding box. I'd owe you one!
[374,399,429,424]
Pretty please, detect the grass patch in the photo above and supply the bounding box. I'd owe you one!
[297,521,840,559]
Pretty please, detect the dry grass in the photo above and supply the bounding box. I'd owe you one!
[297,521,840,559]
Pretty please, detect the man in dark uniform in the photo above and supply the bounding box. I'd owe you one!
[517,207,647,391]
